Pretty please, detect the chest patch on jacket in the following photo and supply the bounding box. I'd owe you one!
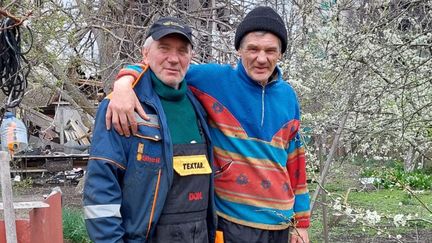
[173,155,212,176]
[136,142,161,163]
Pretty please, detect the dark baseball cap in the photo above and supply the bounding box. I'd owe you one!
[147,17,193,46]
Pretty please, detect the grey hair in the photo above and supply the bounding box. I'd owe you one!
[239,31,282,52]
[143,36,154,48]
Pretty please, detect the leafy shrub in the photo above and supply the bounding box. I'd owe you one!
[13,177,33,191]
[360,164,432,190]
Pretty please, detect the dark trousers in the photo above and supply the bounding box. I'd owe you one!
[149,220,208,243]
[217,217,289,243]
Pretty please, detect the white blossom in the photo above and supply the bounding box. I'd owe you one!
[364,210,381,225]
[393,214,407,227]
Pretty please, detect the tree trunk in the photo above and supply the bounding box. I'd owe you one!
[404,145,417,172]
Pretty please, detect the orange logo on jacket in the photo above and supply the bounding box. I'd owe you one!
[137,142,161,163]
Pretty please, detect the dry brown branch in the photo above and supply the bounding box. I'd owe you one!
[404,187,432,214]
[0,8,32,30]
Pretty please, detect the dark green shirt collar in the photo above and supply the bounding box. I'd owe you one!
[151,71,187,101]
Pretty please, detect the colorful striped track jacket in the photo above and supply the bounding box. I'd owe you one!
[117,61,311,230]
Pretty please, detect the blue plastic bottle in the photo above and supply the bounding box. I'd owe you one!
[0,112,28,153]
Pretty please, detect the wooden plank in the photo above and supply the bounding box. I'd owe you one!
[50,101,70,105]
[75,132,92,142]
[12,154,89,159]
[68,119,90,145]
[0,201,49,210]
[74,118,90,133]
[24,109,54,129]
[10,169,48,173]
[40,127,58,140]
[69,131,78,142]
[74,78,103,88]
[59,108,64,145]
[64,130,71,141]
[0,151,17,243]
[67,130,75,140]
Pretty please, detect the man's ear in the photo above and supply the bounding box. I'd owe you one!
[190,48,195,62]
[142,47,149,64]
[235,49,243,62]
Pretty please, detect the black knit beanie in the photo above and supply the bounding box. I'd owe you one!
[235,6,287,53]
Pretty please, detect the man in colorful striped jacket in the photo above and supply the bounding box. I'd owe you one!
[107,7,310,243]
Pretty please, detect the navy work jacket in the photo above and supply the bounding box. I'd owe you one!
[83,66,216,243]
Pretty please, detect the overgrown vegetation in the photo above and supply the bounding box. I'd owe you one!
[63,207,90,243]
[12,177,33,192]
[361,163,432,190]
[310,160,432,242]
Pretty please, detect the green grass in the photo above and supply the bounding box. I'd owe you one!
[63,207,91,243]
[311,189,432,242]
[348,190,432,215]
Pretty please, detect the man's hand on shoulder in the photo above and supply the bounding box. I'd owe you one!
[106,75,148,136]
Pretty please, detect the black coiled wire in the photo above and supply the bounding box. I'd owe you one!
[0,17,32,109]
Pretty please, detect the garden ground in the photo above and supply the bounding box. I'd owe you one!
[309,161,432,243]
[2,160,432,243]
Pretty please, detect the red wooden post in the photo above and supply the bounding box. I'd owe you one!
[0,220,30,243]
[29,191,63,243]
[0,190,63,243]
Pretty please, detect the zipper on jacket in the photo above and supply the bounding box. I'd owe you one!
[146,169,161,239]
[133,133,161,141]
[261,86,265,127]
[141,99,165,240]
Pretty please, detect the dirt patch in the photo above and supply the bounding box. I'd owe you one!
[1,184,82,220]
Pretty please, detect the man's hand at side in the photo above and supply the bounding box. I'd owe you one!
[106,75,149,136]
[290,228,309,243]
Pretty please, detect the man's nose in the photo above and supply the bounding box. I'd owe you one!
[256,50,267,63]
[167,52,180,63]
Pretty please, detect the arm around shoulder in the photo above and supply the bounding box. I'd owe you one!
[106,74,148,136]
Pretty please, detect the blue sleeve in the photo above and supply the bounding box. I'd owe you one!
[83,99,128,242]
[186,63,223,89]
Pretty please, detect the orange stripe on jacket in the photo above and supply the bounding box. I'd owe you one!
[106,64,149,100]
